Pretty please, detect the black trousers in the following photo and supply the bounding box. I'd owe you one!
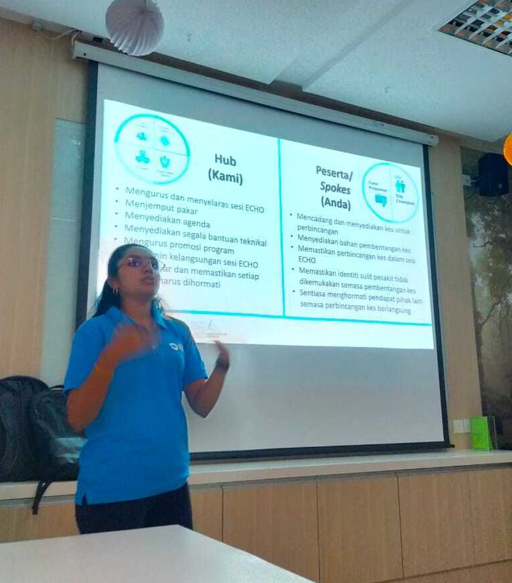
[75,483,193,535]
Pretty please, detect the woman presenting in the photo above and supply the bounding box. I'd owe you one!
[65,244,229,534]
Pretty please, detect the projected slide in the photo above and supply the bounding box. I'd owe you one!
[99,100,434,349]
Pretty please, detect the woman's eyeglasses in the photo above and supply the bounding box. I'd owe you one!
[120,255,162,272]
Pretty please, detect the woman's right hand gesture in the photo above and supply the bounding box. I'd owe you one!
[68,323,158,432]
[104,324,158,369]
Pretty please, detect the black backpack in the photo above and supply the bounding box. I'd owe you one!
[0,376,50,482]
[30,386,85,515]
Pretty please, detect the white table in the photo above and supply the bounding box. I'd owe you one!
[0,525,312,583]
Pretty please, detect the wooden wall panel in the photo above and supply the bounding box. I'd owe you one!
[389,560,512,583]
[469,560,512,583]
[318,476,402,583]
[0,501,78,543]
[429,137,482,448]
[390,568,472,583]
[468,467,512,564]
[399,472,475,577]
[0,19,86,377]
[0,488,221,545]
[223,481,319,582]
[190,488,222,541]
[3,467,512,583]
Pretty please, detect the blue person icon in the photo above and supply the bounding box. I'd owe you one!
[395,177,406,193]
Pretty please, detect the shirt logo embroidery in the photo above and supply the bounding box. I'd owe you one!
[169,343,183,351]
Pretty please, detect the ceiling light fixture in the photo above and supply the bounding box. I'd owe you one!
[106,0,165,57]
[439,0,512,58]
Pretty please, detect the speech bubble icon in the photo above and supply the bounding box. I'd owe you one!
[375,194,387,207]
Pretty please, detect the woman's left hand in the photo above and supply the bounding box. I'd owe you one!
[214,340,230,371]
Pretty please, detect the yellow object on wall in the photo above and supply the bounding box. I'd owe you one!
[505,132,512,166]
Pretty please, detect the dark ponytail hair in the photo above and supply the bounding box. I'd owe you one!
[93,244,163,318]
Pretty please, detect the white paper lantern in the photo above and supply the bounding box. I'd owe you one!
[106,0,165,57]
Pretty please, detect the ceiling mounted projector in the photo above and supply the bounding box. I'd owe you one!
[106,0,165,57]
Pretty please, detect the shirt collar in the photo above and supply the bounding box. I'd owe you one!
[152,306,167,329]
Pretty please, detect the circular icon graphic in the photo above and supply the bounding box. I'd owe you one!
[362,163,419,224]
[114,113,190,185]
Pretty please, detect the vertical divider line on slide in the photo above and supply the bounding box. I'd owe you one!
[277,138,286,316]
[389,163,395,222]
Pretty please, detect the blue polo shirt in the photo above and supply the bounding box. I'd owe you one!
[64,307,207,505]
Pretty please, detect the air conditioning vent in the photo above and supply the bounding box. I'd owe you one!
[439,0,512,57]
